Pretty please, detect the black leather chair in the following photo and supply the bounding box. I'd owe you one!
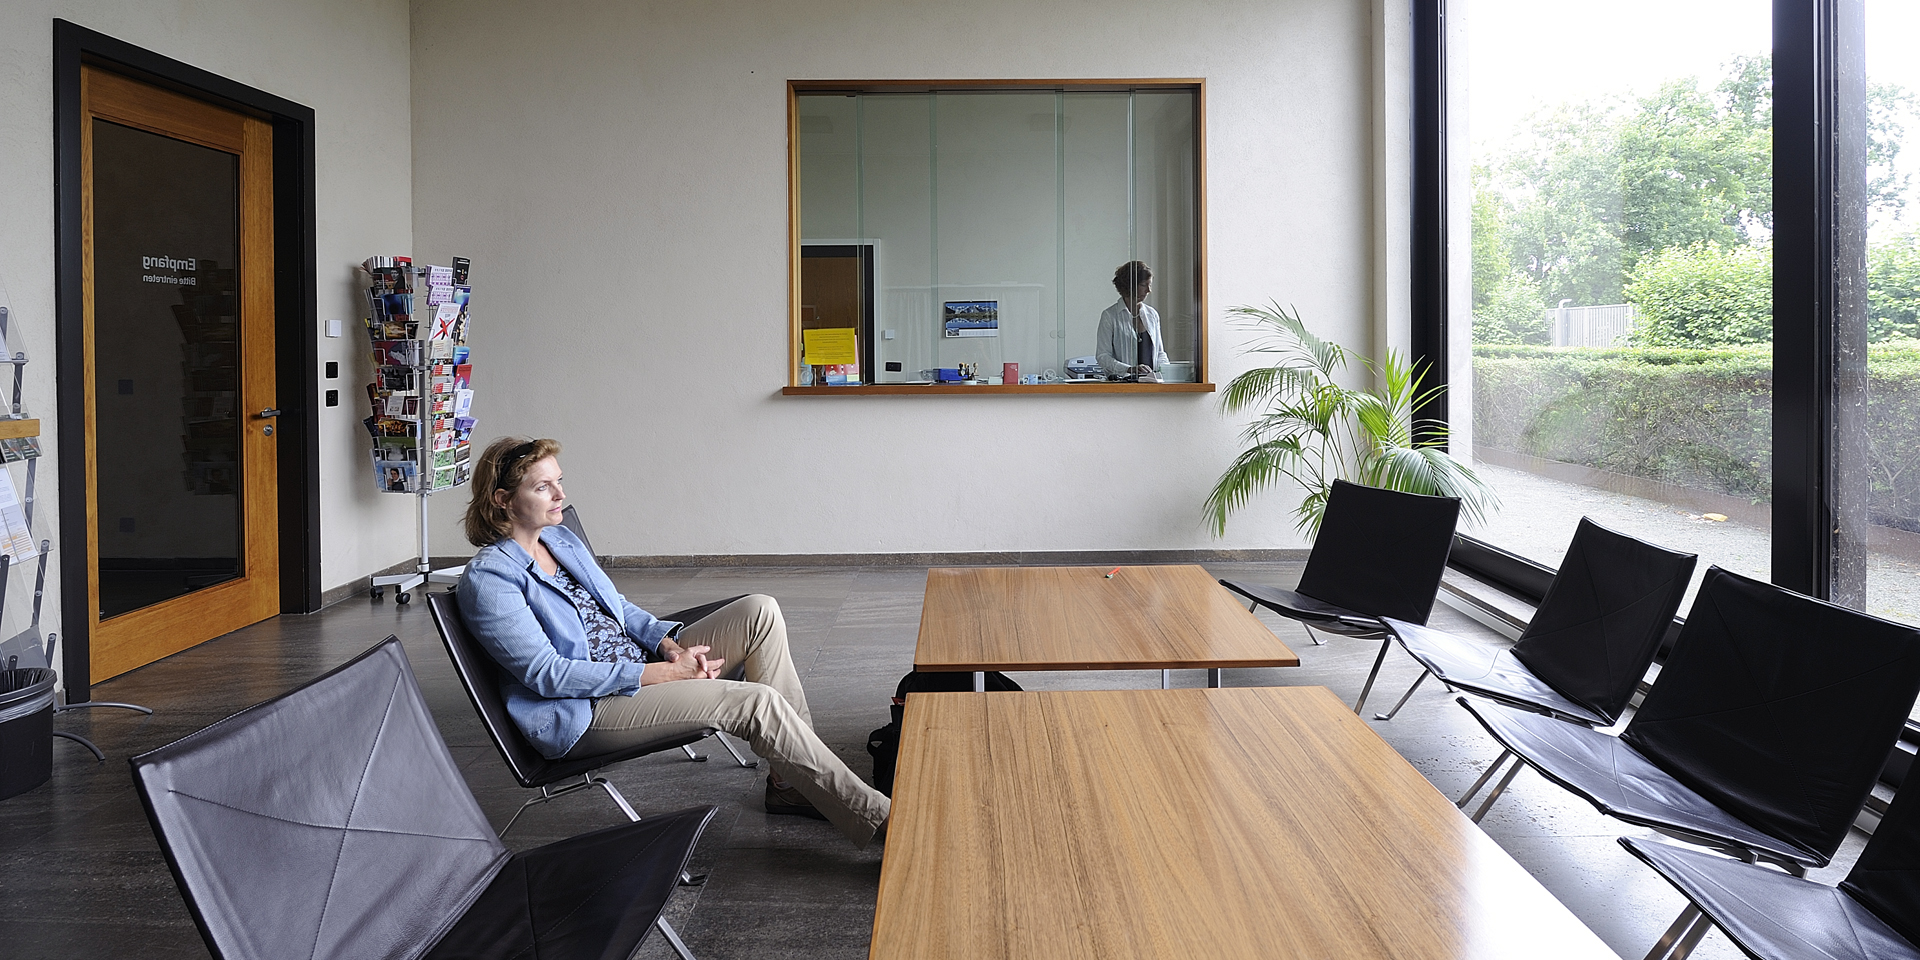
[1620,775,1920,960]
[1376,518,1696,722]
[429,590,752,836]
[129,636,718,960]
[1220,479,1461,713]
[1453,566,1920,876]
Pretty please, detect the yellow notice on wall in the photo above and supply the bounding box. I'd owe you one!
[802,327,858,365]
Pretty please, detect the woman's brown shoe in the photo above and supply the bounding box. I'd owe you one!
[765,780,828,821]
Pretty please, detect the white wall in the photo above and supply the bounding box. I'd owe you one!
[409,0,1379,558]
[0,0,419,670]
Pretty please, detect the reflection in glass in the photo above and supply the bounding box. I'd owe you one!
[796,87,1199,384]
[1853,2,1920,726]
[92,119,243,619]
[1459,1,1772,605]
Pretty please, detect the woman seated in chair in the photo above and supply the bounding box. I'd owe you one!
[457,436,889,848]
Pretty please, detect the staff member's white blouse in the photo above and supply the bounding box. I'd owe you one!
[1095,299,1169,377]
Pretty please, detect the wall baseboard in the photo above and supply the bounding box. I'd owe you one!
[322,549,1307,609]
[320,557,420,609]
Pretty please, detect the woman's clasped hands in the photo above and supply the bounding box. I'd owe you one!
[641,637,726,684]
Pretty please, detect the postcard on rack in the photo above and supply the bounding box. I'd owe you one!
[372,453,418,493]
[452,388,473,417]
[427,265,453,289]
[432,303,460,340]
[453,364,472,390]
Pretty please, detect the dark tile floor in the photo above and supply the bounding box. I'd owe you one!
[0,562,1860,958]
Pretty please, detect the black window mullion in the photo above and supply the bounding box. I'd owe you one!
[1772,0,1840,598]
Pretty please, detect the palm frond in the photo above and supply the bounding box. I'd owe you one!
[1359,445,1502,528]
[1209,303,1502,538]
[1204,439,1319,537]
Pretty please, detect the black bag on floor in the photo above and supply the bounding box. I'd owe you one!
[866,670,1022,796]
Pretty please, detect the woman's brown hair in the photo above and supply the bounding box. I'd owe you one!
[463,436,563,546]
[1111,260,1151,296]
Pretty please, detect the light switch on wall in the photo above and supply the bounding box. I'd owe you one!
[324,319,342,338]
[883,329,896,340]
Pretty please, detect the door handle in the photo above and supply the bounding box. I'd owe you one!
[255,408,280,419]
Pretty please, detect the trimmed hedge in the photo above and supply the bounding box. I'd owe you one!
[1473,344,1920,527]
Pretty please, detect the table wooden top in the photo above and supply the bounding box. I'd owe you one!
[870,686,1620,960]
[913,564,1299,672]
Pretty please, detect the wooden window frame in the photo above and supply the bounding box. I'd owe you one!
[784,79,1213,396]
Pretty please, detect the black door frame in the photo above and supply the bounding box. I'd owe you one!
[53,20,320,701]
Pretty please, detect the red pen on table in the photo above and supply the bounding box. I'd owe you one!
[1104,566,1121,579]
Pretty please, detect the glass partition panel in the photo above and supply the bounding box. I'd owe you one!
[862,95,935,384]
[1458,1,1772,605]
[1133,89,1199,380]
[933,91,1061,378]
[793,83,1202,387]
[1061,92,1133,379]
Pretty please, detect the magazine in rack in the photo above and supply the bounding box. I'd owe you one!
[359,256,476,603]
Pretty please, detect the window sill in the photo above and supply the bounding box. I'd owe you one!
[780,383,1216,396]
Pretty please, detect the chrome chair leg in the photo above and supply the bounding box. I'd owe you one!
[1468,759,1525,824]
[597,775,641,821]
[499,772,630,837]
[1668,912,1713,960]
[1456,749,1513,810]
[1302,623,1326,645]
[1373,668,1433,721]
[656,917,698,960]
[680,743,708,762]
[1352,638,1395,714]
[1162,669,1172,689]
[1642,904,1706,960]
[1207,668,1222,688]
[713,732,757,768]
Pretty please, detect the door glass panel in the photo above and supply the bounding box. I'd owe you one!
[92,119,242,619]
[1458,0,1772,607]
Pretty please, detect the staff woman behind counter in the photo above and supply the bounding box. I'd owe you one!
[1095,260,1169,380]
[456,436,889,848]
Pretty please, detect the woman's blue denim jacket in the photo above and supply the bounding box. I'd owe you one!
[456,525,677,758]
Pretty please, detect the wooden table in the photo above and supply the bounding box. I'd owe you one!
[914,565,1299,689]
[870,686,1620,960]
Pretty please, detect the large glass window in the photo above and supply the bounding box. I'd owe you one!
[1455,1,1773,602]
[1846,1,1920,724]
[791,84,1202,389]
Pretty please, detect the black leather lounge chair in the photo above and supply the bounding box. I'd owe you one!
[1620,764,1920,960]
[1219,479,1461,713]
[1377,517,1695,723]
[1453,566,1920,879]
[129,636,718,960]
[429,589,752,836]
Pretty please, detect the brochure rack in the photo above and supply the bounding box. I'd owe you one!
[358,257,476,604]
[0,297,147,759]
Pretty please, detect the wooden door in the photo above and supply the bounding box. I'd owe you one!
[82,67,279,682]
[800,246,872,382]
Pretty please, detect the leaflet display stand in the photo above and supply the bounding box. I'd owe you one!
[359,257,477,604]
[0,295,145,763]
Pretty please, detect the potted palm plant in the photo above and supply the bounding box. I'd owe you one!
[1204,302,1499,537]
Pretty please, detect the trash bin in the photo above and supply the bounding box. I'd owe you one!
[0,667,56,801]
